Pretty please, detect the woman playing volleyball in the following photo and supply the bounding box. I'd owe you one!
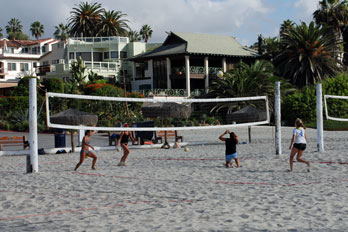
[219,130,240,168]
[74,130,97,171]
[116,123,136,166]
[289,118,310,172]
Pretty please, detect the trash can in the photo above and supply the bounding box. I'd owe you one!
[54,129,66,148]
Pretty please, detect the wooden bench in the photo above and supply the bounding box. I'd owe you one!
[155,131,183,144]
[0,136,29,151]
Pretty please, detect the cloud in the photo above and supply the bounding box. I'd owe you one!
[0,0,271,44]
[294,0,319,21]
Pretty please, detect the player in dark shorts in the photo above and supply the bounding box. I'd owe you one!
[116,123,135,166]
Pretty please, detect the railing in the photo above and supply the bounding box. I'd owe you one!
[171,66,222,75]
[68,36,129,45]
[84,61,117,72]
[138,88,205,97]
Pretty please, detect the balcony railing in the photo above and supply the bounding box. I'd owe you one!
[138,88,205,97]
[68,36,129,45]
[84,62,117,72]
[171,66,222,75]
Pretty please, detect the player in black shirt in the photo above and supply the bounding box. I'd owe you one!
[219,130,240,168]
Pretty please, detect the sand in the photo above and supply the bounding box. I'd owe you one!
[0,126,348,231]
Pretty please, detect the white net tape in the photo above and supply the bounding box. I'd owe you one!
[46,92,270,131]
[324,95,348,122]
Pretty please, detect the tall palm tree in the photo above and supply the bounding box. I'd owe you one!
[275,21,342,88]
[97,10,129,36]
[140,24,153,43]
[30,21,44,40]
[313,0,348,63]
[68,1,103,37]
[128,30,141,42]
[6,18,23,39]
[280,19,295,37]
[54,23,70,43]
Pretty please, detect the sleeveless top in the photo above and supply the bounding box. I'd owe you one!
[121,133,129,144]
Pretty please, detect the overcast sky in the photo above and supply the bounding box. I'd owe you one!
[0,0,319,46]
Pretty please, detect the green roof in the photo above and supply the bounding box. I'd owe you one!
[129,32,258,61]
[174,32,258,57]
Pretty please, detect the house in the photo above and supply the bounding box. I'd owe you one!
[129,32,259,96]
[39,36,150,85]
[0,38,58,95]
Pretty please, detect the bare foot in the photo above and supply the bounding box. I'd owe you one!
[92,167,96,170]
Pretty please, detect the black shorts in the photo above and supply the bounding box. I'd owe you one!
[293,143,306,151]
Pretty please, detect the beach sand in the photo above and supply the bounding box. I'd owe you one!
[0,126,348,231]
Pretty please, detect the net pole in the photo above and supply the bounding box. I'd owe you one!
[275,81,281,155]
[316,84,324,152]
[29,78,38,173]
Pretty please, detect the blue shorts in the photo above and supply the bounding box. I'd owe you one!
[226,153,238,162]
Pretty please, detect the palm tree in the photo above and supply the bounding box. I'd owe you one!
[6,18,23,39]
[54,23,70,43]
[97,10,129,36]
[207,60,279,115]
[313,0,348,63]
[0,27,3,38]
[30,21,44,40]
[280,19,295,37]
[275,21,342,88]
[128,30,141,42]
[68,1,103,37]
[140,24,153,42]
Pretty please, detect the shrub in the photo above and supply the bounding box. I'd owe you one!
[43,78,64,93]
[11,76,40,96]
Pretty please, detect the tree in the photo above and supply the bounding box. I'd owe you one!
[128,30,141,42]
[140,24,153,42]
[280,19,295,37]
[30,21,44,40]
[54,23,70,43]
[97,10,129,36]
[275,21,342,88]
[68,1,103,37]
[0,27,3,38]
[7,32,29,40]
[6,18,23,39]
[70,56,87,88]
[313,0,348,63]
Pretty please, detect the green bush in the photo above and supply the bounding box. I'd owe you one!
[11,76,40,96]
[43,78,64,93]
[282,72,348,125]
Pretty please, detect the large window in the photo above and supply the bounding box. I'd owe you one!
[22,47,29,53]
[20,63,29,71]
[104,52,109,59]
[69,52,75,59]
[8,63,16,71]
[111,51,118,59]
[41,46,46,53]
[76,52,91,61]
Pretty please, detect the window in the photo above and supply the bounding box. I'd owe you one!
[120,51,127,59]
[32,47,37,54]
[22,47,29,53]
[41,46,46,53]
[43,61,49,66]
[76,52,91,61]
[33,62,37,68]
[20,63,29,71]
[7,63,16,71]
[51,60,59,64]
[111,51,118,59]
[104,52,109,59]
[69,52,75,59]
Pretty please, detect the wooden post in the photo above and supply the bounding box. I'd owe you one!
[29,78,38,173]
[275,82,281,155]
[248,126,251,143]
[317,84,324,152]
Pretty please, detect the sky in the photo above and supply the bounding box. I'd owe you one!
[0,0,319,46]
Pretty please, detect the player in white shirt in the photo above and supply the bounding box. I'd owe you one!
[289,118,310,172]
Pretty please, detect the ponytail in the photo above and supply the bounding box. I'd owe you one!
[295,118,306,129]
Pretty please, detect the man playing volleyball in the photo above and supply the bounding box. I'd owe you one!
[219,130,240,168]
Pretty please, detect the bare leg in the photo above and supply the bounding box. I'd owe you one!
[120,144,130,163]
[226,161,231,168]
[74,152,86,171]
[88,151,98,170]
[296,150,310,171]
[289,148,298,172]
[235,158,240,168]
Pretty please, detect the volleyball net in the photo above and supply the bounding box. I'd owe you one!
[46,92,270,131]
[324,95,348,122]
